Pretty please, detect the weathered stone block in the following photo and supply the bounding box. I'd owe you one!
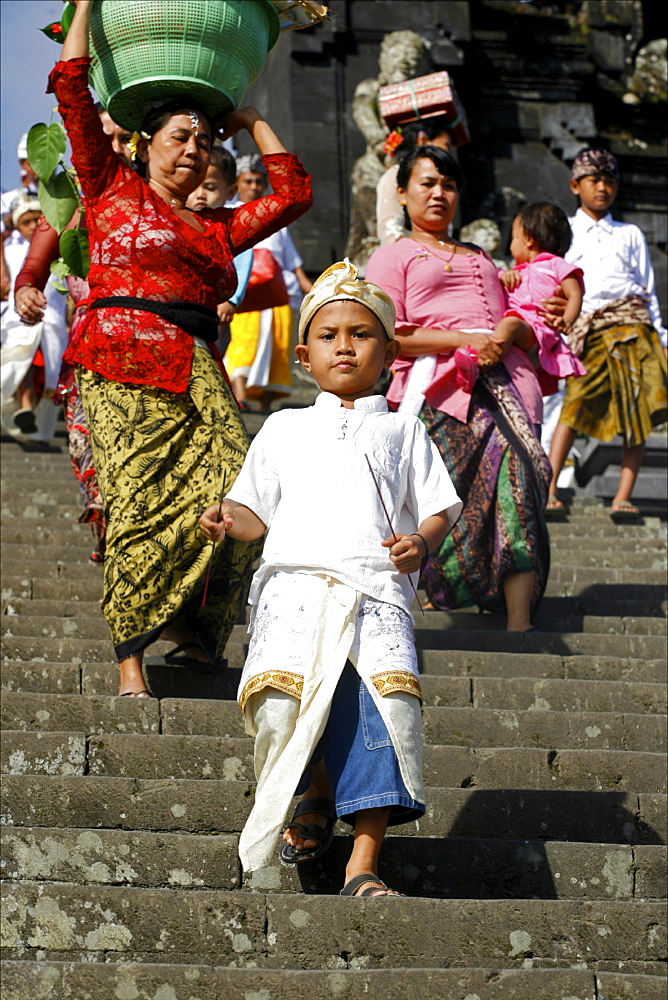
[0,692,159,734]
[0,827,240,890]
[633,846,668,900]
[87,733,255,781]
[1,776,252,834]
[0,732,85,776]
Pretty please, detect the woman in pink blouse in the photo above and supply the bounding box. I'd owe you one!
[366,146,551,631]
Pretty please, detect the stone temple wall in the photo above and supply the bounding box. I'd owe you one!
[237,0,666,312]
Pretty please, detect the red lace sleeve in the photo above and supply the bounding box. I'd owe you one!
[14,219,60,292]
[47,58,125,204]
[227,153,312,255]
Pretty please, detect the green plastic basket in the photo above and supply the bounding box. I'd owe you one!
[89,0,280,131]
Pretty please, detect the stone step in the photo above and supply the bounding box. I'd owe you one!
[2,774,665,844]
[4,517,665,557]
[3,691,665,751]
[2,882,665,970]
[430,676,667,715]
[3,652,665,702]
[3,568,663,607]
[5,600,666,640]
[2,826,664,902]
[413,629,667,659]
[3,625,666,663]
[2,634,664,714]
[545,564,667,586]
[8,541,661,578]
[4,729,665,794]
[4,585,666,630]
[1,963,665,1000]
[4,589,667,622]
[4,500,662,542]
[0,559,101,582]
[418,651,667,684]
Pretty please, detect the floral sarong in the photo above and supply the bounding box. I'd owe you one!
[420,365,551,615]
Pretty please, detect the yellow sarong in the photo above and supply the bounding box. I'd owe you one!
[77,346,260,660]
[225,304,293,400]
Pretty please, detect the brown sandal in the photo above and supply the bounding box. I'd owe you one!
[340,873,404,898]
[545,493,565,511]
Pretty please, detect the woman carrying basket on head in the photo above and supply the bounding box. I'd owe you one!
[52,1,312,696]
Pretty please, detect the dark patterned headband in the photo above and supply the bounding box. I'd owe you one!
[571,148,620,181]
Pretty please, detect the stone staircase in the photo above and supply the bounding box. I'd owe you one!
[1,428,666,1000]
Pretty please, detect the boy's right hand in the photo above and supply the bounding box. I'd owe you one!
[199,502,235,542]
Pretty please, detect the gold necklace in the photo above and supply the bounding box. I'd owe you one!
[413,238,458,272]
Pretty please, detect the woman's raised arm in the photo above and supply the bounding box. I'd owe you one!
[61,0,92,61]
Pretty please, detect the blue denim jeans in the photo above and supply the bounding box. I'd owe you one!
[297,661,424,827]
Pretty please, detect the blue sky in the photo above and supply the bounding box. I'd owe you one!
[1,0,66,192]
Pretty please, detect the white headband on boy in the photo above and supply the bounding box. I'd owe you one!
[11,196,41,228]
[298,259,396,343]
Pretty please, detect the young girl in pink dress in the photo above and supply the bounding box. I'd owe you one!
[499,202,586,396]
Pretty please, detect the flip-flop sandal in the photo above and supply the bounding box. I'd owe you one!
[119,689,153,698]
[145,641,215,674]
[340,872,404,897]
[610,502,640,521]
[13,408,38,434]
[279,796,336,865]
[545,494,565,511]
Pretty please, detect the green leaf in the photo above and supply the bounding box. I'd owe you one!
[38,173,79,232]
[40,22,65,44]
[27,123,67,182]
[60,227,90,280]
[61,3,76,38]
[49,259,70,293]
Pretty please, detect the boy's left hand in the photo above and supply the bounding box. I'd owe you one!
[381,533,423,574]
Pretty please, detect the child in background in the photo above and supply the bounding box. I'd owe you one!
[200,260,461,895]
[547,148,667,518]
[499,202,586,398]
[187,146,253,353]
[1,196,67,442]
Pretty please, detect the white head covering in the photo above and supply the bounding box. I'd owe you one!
[11,195,41,228]
[298,258,396,344]
[16,133,29,160]
[236,153,266,176]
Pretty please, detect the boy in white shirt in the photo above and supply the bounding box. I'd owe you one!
[200,260,461,896]
[547,148,667,518]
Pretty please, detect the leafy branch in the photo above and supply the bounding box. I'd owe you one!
[26,122,90,281]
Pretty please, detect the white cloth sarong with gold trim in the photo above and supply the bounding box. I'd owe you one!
[226,392,462,871]
[238,571,425,873]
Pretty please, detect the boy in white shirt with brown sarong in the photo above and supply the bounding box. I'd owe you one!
[200,259,461,897]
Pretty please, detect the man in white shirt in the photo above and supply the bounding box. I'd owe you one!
[546,148,667,518]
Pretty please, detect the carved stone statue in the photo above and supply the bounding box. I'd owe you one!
[344,30,432,272]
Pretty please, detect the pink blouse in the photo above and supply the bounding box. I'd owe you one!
[366,238,543,424]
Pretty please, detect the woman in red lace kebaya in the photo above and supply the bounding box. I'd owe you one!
[52,1,313,697]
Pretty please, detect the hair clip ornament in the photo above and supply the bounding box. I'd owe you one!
[383,129,404,156]
[127,131,150,162]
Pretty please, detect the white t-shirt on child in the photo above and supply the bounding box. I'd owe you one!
[226,391,462,615]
